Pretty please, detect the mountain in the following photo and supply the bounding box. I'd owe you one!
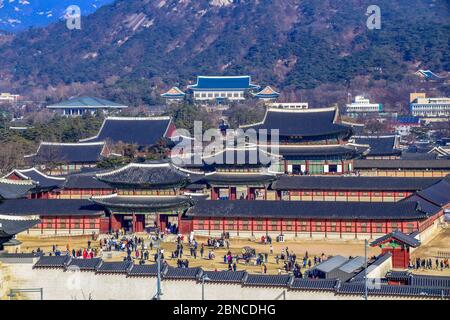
[0,0,448,107]
[0,0,114,32]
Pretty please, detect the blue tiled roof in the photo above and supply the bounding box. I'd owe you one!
[188,76,259,91]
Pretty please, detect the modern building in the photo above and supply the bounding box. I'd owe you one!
[346,96,382,115]
[410,93,450,118]
[46,97,128,116]
[0,92,20,104]
[187,76,260,102]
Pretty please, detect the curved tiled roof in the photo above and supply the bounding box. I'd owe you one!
[47,97,127,109]
[0,199,104,217]
[371,230,421,248]
[163,266,202,280]
[26,142,105,164]
[243,274,292,287]
[95,162,195,188]
[353,136,401,157]
[186,200,429,220]
[242,107,351,138]
[90,194,193,211]
[0,178,35,199]
[80,117,172,146]
[0,214,40,237]
[202,270,247,283]
[5,168,65,189]
[271,176,441,191]
[290,278,338,291]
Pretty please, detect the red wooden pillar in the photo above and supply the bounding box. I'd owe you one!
[132,213,136,233]
[211,187,218,200]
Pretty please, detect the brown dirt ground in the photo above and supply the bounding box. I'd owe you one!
[410,228,450,276]
[17,234,380,275]
[16,229,450,275]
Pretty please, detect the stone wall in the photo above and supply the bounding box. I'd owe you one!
[1,261,445,301]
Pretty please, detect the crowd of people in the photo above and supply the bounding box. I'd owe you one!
[412,257,450,271]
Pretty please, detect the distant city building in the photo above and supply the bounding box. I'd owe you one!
[346,96,382,115]
[410,93,450,118]
[0,92,20,104]
[187,76,260,102]
[161,87,186,102]
[46,96,128,116]
[266,102,308,110]
[253,86,280,101]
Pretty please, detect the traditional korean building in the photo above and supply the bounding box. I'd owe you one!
[0,178,35,200]
[0,199,103,236]
[200,147,280,201]
[270,176,442,202]
[80,116,175,147]
[46,96,128,117]
[89,161,201,233]
[187,76,260,102]
[370,231,421,269]
[184,199,443,240]
[354,159,450,177]
[253,86,280,101]
[0,214,40,251]
[351,135,401,159]
[24,142,109,174]
[3,168,66,199]
[161,87,186,102]
[240,106,367,174]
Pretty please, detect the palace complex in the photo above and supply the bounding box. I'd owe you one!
[0,103,449,251]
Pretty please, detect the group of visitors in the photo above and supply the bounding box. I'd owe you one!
[412,257,450,271]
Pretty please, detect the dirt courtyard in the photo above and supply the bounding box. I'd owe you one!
[16,233,380,275]
[15,228,450,276]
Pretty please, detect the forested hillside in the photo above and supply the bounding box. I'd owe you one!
[0,0,448,108]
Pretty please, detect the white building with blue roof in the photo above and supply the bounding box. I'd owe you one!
[187,75,260,101]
